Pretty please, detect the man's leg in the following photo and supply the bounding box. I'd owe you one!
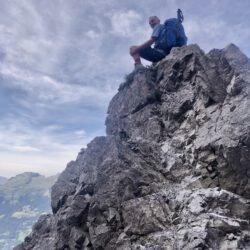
[139,47,166,62]
[130,46,142,65]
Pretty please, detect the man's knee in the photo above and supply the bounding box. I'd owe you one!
[129,46,137,56]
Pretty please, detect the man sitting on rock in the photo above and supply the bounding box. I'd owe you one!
[130,14,187,69]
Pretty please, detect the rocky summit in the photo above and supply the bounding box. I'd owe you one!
[15,44,250,250]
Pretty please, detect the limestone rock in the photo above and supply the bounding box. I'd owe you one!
[15,44,250,250]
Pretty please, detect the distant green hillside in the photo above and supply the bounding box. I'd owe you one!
[0,176,7,186]
[0,172,58,250]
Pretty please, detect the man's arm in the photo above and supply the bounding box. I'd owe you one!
[130,37,155,55]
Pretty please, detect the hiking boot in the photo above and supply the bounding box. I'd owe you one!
[134,63,145,70]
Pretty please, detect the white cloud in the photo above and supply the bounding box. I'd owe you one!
[0,118,91,153]
[74,130,87,137]
[0,150,79,178]
[86,30,100,39]
[13,146,41,153]
[185,20,202,37]
[185,17,249,54]
[0,118,101,177]
[109,10,143,37]
[0,64,115,106]
[0,106,102,178]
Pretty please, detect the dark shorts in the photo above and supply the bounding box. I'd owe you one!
[139,47,166,63]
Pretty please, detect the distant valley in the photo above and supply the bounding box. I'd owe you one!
[0,172,58,250]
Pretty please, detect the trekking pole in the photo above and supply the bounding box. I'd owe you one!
[177,9,184,23]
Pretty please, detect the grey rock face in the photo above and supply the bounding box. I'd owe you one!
[15,44,250,250]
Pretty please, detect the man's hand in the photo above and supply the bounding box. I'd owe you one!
[130,46,139,55]
[130,38,155,56]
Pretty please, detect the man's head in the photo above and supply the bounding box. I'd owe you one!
[149,16,160,28]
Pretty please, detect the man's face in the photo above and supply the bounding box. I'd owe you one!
[149,16,160,28]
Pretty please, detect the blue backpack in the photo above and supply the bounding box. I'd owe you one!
[155,9,187,53]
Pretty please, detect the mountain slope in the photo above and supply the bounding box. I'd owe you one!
[15,44,250,250]
[0,176,7,186]
[0,172,58,250]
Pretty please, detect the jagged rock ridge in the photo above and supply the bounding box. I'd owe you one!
[15,44,250,250]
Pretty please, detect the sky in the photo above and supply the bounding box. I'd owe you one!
[0,0,249,178]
